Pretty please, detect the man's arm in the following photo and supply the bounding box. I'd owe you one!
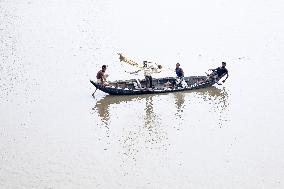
[222,71,229,83]
[126,69,142,74]
[209,68,217,72]
[153,68,162,74]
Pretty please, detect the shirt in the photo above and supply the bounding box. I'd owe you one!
[216,67,228,77]
[175,67,184,77]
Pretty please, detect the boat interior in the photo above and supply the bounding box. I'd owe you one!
[106,76,209,90]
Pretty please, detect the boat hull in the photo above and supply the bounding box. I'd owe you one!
[90,76,220,95]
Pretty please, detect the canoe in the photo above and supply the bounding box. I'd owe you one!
[90,75,224,95]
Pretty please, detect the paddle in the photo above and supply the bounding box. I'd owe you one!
[92,89,97,98]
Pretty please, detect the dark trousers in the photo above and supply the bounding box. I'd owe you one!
[145,76,153,88]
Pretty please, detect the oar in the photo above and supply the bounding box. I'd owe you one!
[92,88,97,98]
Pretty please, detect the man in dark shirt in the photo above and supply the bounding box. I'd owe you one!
[209,62,229,83]
[96,65,109,85]
[173,63,186,88]
[175,63,184,78]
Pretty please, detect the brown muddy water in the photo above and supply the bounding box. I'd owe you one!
[1,0,284,188]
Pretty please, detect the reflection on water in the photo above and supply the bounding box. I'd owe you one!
[93,86,229,127]
[144,95,160,129]
[92,86,229,162]
[194,86,230,127]
[93,94,167,161]
[171,86,229,127]
[173,92,186,119]
[93,94,159,126]
[196,86,229,110]
[92,97,111,126]
[121,95,166,162]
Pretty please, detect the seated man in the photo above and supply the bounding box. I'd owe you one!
[173,63,187,88]
[175,63,184,78]
[96,65,109,85]
[208,62,229,83]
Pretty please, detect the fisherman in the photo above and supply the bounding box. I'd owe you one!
[130,61,162,89]
[173,63,186,88]
[175,63,184,78]
[208,62,229,83]
[96,65,109,85]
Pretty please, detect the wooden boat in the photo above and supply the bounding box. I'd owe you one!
[90,74,225,95]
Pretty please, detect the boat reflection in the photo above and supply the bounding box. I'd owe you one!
[93,86,229,126]
[120,95,167,162]
[194,86,229,110]
[193,86,230,127]
[173,92,185,119]
[93,94,161,126]
[92,86,229,162]
[171,86,229,126]
[144,95,160,129]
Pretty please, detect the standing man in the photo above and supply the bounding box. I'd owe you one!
[96,65,109,85]
[129,61,162,89]
[144,61,162,88]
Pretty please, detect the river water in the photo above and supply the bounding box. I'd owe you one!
[1,0,284,188]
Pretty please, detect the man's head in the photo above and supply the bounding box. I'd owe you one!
[176,63,180,68]
[102,65,107,71]
[222,62,226,67]
[157,65,162,69]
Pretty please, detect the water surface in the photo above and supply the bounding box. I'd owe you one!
[1,0,284,188]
